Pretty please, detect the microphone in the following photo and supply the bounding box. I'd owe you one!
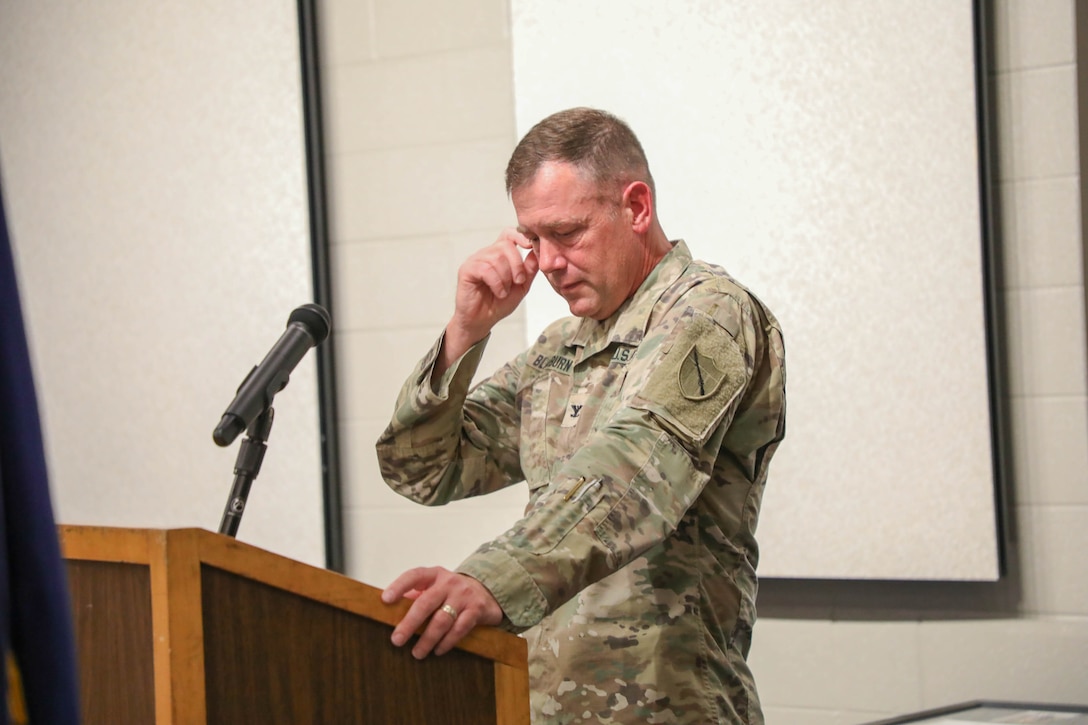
[212,303,331,447]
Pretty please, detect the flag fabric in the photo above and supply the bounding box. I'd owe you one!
[0,169,81,723]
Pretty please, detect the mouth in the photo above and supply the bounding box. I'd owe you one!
[551,278,582,296]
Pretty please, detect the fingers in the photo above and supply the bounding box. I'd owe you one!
[382,568,504,659]
[381,566,437,605]
[508,228,534,251]
[447,231,539,350]
[523,247,539,277]
[463,231,536,300]
[494,229,531,287]
[412,599,476,659]
[428,576,503,656]
[382,566,460,656]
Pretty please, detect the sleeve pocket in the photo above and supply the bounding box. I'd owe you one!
[511,475,609,555]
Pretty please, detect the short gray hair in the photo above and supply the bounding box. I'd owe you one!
[504,107,655,199]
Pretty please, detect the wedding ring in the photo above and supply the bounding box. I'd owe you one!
[440,603,459,620]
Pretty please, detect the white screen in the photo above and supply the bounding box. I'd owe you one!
[512,0,1000,580]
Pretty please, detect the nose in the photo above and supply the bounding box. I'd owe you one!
[536,238,566,274]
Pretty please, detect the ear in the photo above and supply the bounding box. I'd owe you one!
[622,181,654,234]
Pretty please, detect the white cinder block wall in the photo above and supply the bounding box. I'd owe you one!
[319,0,531,584]
[319,0,1088,722]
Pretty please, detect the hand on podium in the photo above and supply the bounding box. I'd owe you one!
[382,566,503,659]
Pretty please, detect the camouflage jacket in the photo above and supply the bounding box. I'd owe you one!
[376,241,786,724]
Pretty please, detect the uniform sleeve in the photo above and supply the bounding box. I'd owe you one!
[457,284,762,630]
[375,332,527,505]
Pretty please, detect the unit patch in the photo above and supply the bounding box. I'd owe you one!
[678,343,726,400]
[632,308,748,444]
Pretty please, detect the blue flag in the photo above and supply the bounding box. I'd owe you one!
[0,168,81,723]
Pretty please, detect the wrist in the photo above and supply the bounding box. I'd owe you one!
[432,323,488,385]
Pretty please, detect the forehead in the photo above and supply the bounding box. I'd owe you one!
[512,161,609,229]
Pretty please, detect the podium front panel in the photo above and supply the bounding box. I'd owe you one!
[201,565,499,724]
[66,560,156,725]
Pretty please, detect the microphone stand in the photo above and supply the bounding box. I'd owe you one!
[218,406,274,537]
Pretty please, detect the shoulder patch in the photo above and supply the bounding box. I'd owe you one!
[677,342,726,400]
[634,309,748,444]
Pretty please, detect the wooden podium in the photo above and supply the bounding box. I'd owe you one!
[60,525,529,725]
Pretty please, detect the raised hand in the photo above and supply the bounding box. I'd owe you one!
[438,230,538,373]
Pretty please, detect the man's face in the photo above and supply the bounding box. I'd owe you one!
[512,161,645,321]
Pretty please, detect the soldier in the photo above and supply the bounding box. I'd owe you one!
[377,107,786,724]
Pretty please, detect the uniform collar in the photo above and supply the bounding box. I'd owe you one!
[569,240,692,358]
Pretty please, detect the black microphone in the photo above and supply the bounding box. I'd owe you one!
[212,303,331,447]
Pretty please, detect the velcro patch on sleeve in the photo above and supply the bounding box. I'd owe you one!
[633,309,747,444]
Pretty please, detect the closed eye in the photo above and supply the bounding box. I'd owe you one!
[552,225,584,242]
[519,222,584,246]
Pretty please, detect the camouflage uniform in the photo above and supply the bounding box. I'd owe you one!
[377,241,786,724]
